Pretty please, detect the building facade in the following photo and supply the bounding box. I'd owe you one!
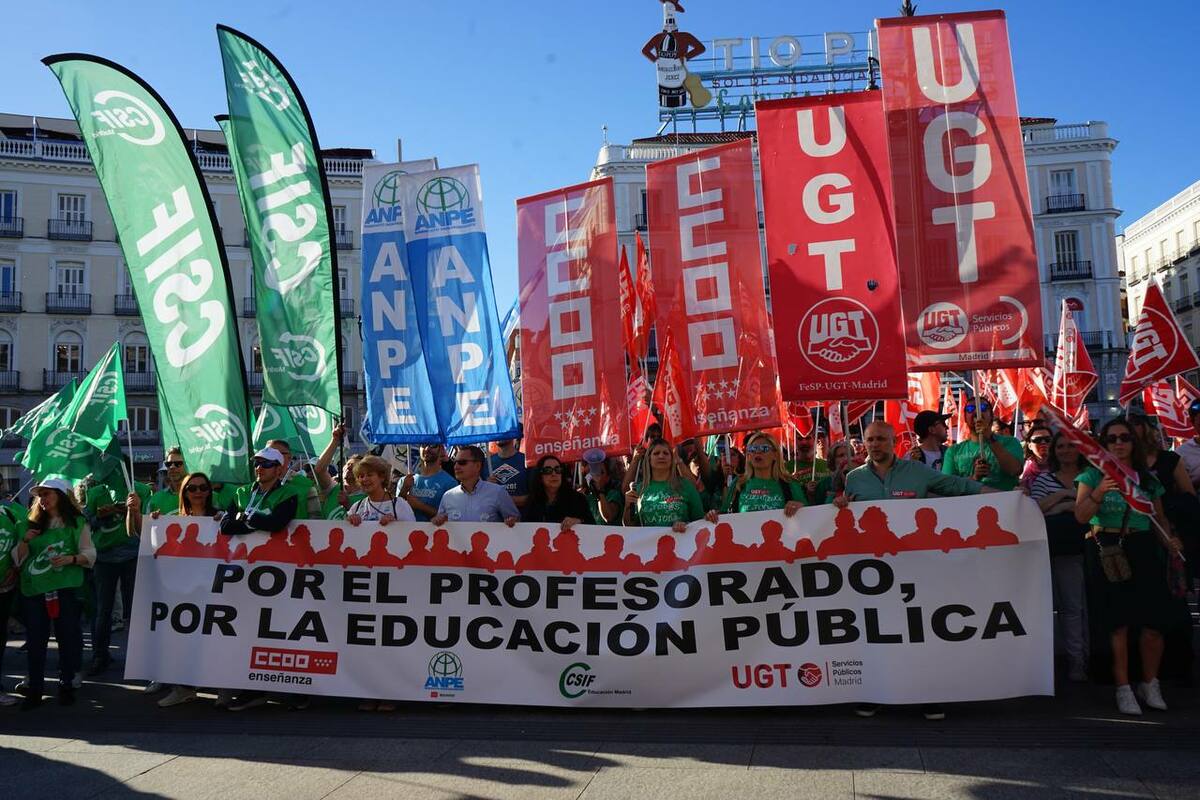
[1118,178,1200,386]
[591,119,1126,420]
[0,113,372,489]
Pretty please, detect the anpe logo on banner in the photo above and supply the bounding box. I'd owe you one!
[365,170,407,225]
[250,647,338,675]
[425,651,464,696]
[916,302,968,350]
[414,177,474,232]
[799,297,879,375]
[90,89,165,147]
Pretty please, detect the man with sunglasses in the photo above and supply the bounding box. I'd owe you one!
[431,446,519,526]
[942,399,1023,491]
[399,444,459,521]
[911,410,951,471]
[1174,399,1200,486]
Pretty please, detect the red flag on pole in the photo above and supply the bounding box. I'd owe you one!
[617,243,638,365]
[1143,379,1191,440]
[633,230,655,362]
[1119,283,1200,406]
[1051,300,1099,417]
[1041,404,1154,516]
[627,363,655,443]
[846,400,874,428]
[650,329,693,442]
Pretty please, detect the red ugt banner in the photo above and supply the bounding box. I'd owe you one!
[1119,283,1200,406]
[757,91,906,401]
[877,11,1041,370]
[646,139,780,437]
[516,178,630,464]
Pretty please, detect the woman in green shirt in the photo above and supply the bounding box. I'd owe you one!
[1074,417,1181,716]
[723,432,805,516]
[807,442,851,506]
[623,439,715,531]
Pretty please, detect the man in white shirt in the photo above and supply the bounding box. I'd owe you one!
[432,446,519,526]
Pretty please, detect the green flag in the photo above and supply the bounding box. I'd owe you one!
[252,403,335,461]
[19,425,123,483]
[216,26,342,416]
[44,54,253,485]
[61,342,126,449]
[5,379,77,441]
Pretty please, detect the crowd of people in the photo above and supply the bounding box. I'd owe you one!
[0,401,1195,719]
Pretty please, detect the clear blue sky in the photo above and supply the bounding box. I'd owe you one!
[5,0,1198,308]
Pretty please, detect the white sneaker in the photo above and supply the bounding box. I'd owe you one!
[157,686,197,708]
[0,693,18,707]
[1116,684,1143,715]
[1137,679,1168,711]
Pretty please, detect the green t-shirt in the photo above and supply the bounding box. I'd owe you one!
[0,506,24,579]
[20,521,85,597]
[1076,467,1163,531]
[585,486,623,525]
[213,483,241,513]
[147,487,180,516]
[234,482,295,517]
[283,473,318,519]
[86,484,128,552]
[787,458,829,483]
[635,480,705,527]
[321,484,366,520]
[722,477,796,513]
[943,435,1024,491]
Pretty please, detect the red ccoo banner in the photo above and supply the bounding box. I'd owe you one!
[877,10,1041,370]
[757,91,906,401]
[516,178,630,464]
[646,139,780,436]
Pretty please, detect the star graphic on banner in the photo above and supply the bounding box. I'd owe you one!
[554,411,564,423]
[718,380,730,395]
[583,407,597,421]
[730,379,741,394]
[706,381,718,395]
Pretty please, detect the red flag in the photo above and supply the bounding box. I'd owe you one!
[627,363,655,442]
[1119,283,1200,405]
[909,372,941,412]
[646,139,780,436]
[1018,366,1052,418]
[995,368,1020,422]
[1051,300,1099,417]
[650,329,694,442]
[825,401,845,443]
[516,178,630,464]
[633,231,655,361]
[1041,404,1154,516]
[954,389,971,442]
[884,400,916,457]
[878,11,1042,370]
[1143,380,1190,440]
[846,400,874,428]
[1176,376,1200,437]
[788,402,815,437]
[617,243,638,365]
[756,91,906,400]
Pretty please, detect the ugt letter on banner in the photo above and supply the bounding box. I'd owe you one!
[757,92,906,401]
[646,139,780,436]
[517,178,630,464]
[877,11,1041,370]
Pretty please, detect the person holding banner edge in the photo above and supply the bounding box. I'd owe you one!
[431,446,519,527]
[624,439,715,531]
[721,432,805,516]
[942,400,1023,490]
[1074,417,1181,716]
[399,444,458,522]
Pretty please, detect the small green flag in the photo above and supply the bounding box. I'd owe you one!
[252,403,335,461]
[63,342,126,450]
[5,379,77,441]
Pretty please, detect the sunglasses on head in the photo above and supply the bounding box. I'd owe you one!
[746,443,774,454]
[1104,433,1134,444]
[185,484,211,493]
[964,402,990,415]
[540,466,564,475]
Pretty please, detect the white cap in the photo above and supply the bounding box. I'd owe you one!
[253,447,285,466]
[31,477,73,497]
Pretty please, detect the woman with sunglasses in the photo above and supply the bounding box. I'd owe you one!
[523,456,594,529]
[1028,432,1091,682]
[1075,417,1182,715]
[722,433,805,516]
[1019,422,1054,493]
[624,439,714,532]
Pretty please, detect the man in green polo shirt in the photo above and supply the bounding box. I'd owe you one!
[843,421,987,503]
[941,399,1023,491]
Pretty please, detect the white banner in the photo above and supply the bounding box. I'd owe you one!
[126,493,1052,707]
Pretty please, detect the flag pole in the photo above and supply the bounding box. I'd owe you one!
[123,417,135,493]
[811,405,821,481]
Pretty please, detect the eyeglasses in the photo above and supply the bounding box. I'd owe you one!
[1104,433,1134,444]
[165,461,185,468]
[454,459,480,466]
[185,485,211,493]
[253,459,280,469]
[1029,436,1051,445]
[964,402,990,415]
[540,466,565,475]
[746,443,774,454]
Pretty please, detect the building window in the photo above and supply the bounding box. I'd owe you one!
[1130,255,1139,278]
[119,261,134,296]
[54,261,86,296]
[0,332,11,372]
[129,406,159,432]
[0,407,19,429]
[1049,169,1076,195]
[0,190,16,221]
[338,269,349,296]
[333,205,348,234]
[124,335,151,373]
[251,343,263,373]
[1182,272,1191,301]
[57,193,86,223]
[54,332,82,373]
[0,259,15,295]
[1053,231,1079,265]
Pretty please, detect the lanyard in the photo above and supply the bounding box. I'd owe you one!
[244,484,278,517]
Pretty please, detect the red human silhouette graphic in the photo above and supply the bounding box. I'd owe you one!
[747,520,794,563]
[687,528,712,566]
[515,528,554,573]
[587,533,642,573]
[464,532,497,572]
[493,550,515,571]
[939,526,967,550]
[154,523,185,558]
[211,533,233,562]
[899,507,943,552]
[313,528,358,566]
[857,507,902,557]
[965,506,1019,549]
[706,522,752,563]
[229,541,249,561]
[552,530,587,575]
[361,531,405,568]
[645,534,688,573]
[430,529,467,567]
[247,530,295,564]
[817,508,863,559]
[794,533,817,561]
[398,534,432,566]
[289,526,317,567]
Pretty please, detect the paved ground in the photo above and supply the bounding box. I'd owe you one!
[5,628,1200,799]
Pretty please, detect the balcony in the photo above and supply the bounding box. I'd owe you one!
[1193,290,1200,308]
[241,297,256,317]
[340,370,359,389]
[129,429,160,445]
[45,292,91,314]
[0,216,23,238]
[124,372,155,393]
[44,369,85,391]
[0,291,21,313]
[1044,330,1111,353]
[0,371,19,393]
[47,218,93,241]
[1174,295,1194,314]
[339,298,356,317]
[1021,122,1111,144]
[1044,194,1085,214]
[114,294,139,316]
[634,212,647,230]
[335,228,354,250]
[1048,260,1093,281]
[246,371,264,391]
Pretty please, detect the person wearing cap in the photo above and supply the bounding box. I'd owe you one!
[1174,399,1200,487]
[11,478,95,709]
[911,410,950,472]
[942,398,1024,491]
[431,446,520,526]
[488,438,529,509]
[265,439,320,519]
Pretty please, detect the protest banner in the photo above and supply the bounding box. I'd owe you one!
[1119,283,1200,406]
[127,493,1052,707]
[877,11,1042,370]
